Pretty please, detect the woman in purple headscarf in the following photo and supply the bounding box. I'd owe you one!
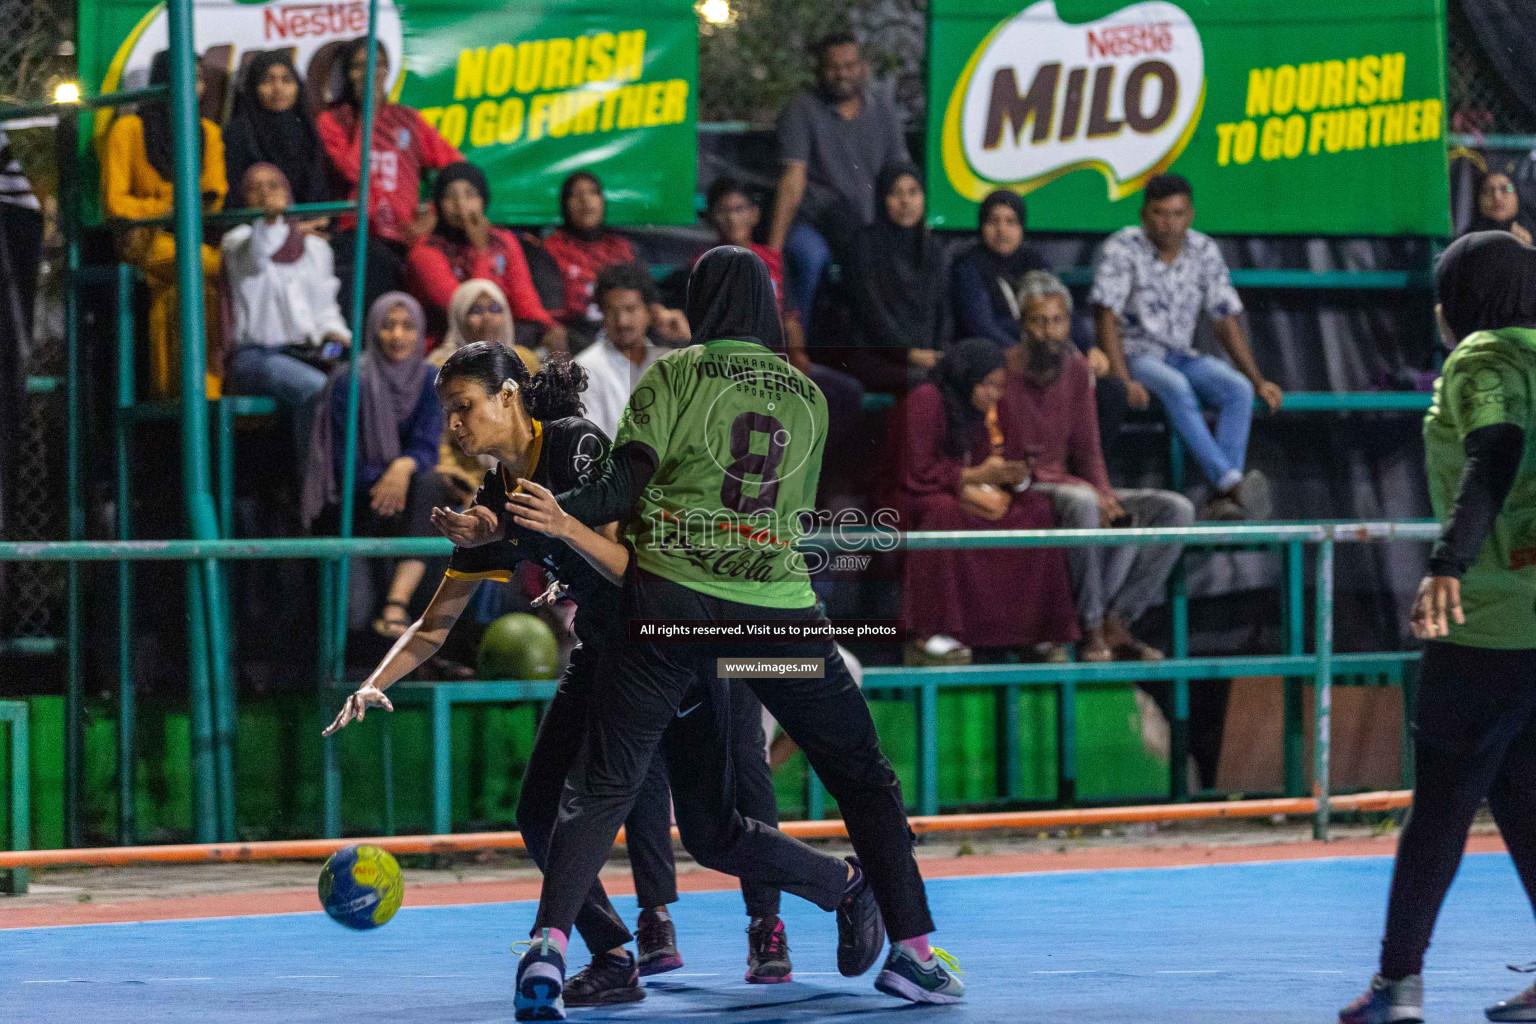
[301,291,445,637]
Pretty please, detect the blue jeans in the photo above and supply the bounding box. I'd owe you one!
[1128,349,1254,491]
[783,221,832,329]
[224,344,329,453]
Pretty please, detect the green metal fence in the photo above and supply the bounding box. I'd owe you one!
[0,520,1439,844]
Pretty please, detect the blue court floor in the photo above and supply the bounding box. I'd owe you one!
[2,853,1531,1024]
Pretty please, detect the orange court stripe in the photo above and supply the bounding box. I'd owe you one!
[0,792,1415,871]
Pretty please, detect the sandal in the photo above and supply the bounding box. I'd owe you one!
[373,600,411,639]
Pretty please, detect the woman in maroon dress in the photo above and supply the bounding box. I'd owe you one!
[884,339,1079,663]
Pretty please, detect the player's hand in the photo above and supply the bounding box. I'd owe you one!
[322,683,394,736]
[531,578,568,608]
[1124,379,1151,410]
[1410,575,1464,640]
[430,504,501,547]
[506,479,572,540]
[1255,379,1284,413]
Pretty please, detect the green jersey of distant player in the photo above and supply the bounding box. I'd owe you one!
[614,339,828,608]
[1425,326,1536,648]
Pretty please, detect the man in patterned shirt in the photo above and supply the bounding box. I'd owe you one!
[1090,174,1283,519]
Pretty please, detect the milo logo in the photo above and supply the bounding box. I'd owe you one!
[97,0,405,127]
[941,0,1204,203]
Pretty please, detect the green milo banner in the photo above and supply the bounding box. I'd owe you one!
[77,0,698,224]
[927,0,1451,235]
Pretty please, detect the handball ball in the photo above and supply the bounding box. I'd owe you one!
[318,844,404,930]
[477,612,559,680]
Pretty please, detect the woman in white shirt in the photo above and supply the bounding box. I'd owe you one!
[221,162,350,441]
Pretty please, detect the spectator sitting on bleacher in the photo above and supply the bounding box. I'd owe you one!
[840,162,951,393]
[1002,271,1193,663]
[102,49,227,399]
[541,171,688,349]
[883,337,1077,665]
[952,189,1128,453]
[301,292,444,639]
[221,162,350,448]
[572,261,665,441]
[1090,174,1281,520]
[318,37,463,324]
[406,161,567,355]
[1468,166,1534,245]
[223,50,327,215]
[766,31,910,333]
[431,278,539,505]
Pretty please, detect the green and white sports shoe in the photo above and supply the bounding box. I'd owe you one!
[874,944,965,1004]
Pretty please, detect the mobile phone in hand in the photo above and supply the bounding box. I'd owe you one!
[320,340,345,360]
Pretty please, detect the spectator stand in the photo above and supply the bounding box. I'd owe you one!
[0,0,387,852]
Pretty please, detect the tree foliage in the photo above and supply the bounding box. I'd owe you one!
[697,0,926,125]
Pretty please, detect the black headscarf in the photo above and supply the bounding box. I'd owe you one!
[932,338,1005,459]
[686,245,784,352]
[1468,166,1536,238]
[228,50,321,205]
[433,161,491,247]
[859,162,946,346]
[968,189,1047,320]
[141,50,205,183]
[1437,230,1536,342]
[559,171,607,243]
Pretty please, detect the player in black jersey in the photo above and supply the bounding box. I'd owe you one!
[323,341,782,1009]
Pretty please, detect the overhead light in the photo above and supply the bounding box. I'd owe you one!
[54,82,80,104]
[696,0,734,27]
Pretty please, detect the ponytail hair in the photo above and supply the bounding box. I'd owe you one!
[436,340,588,422]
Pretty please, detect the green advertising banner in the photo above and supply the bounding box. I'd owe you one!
[76,0,698,224]
[926,0,1450,235]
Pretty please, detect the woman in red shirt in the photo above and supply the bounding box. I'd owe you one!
[541,171,687,344]
[317,37,463,254]
[407,161,568,355]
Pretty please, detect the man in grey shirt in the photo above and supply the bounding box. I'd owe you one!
[766,33,909,333]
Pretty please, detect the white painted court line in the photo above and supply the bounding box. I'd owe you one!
[275,975,341,979]
[21,979,87,984]
[1155,970,1220,974]
[144,977,214,982]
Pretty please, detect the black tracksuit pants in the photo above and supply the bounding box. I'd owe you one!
[515,639,678,955]
[533,571,934,944]
[1380,640,1536,979]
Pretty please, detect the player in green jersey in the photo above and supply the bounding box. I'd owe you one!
[1342,232,1536,1024]
[508,247,959,1020]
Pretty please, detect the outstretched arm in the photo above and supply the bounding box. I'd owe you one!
[323,574,480,734]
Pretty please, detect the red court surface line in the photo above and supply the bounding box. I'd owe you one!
[0,834,1506,931]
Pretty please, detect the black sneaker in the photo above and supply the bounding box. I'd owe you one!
[836,857,885,977]
[564,950,645,1007]
[745,916,793,984]
[513,929,566,1021]
[635,909,683,976]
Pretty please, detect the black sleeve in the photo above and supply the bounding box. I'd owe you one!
[1428,422,1525,578]
[554,441,658,527]
[446,470,519,580]
[543,417,612,492]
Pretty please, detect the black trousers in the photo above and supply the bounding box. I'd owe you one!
[725,680,782,919]
[516,640,678,955]
[534,572,934,943]
[1379,641,1536,978]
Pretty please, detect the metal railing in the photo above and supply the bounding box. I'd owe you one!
[0,520,1439,845]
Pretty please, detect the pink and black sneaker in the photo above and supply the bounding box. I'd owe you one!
[745,916,793,984]
[635,908,683,977]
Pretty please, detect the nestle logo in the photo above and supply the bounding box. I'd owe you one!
[1087,22,1173,59]
[264,2,367,40]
